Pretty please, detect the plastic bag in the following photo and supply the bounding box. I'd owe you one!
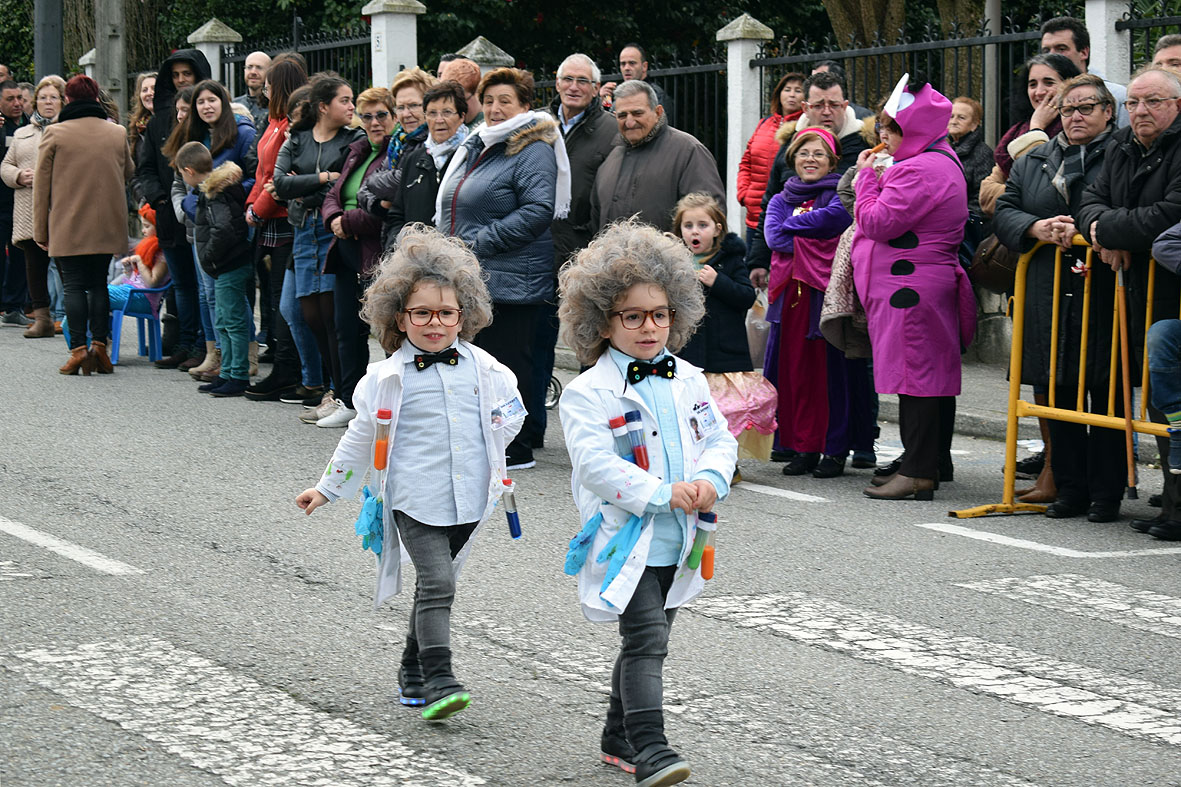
[746,289,770,368]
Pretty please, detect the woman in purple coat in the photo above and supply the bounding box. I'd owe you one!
[763,127,873,479]
[852,76,977,501]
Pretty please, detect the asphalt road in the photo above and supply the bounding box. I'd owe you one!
[2,326,1180,786]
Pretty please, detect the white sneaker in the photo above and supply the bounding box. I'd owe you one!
[316,401,357,428]
[300,396,339,424]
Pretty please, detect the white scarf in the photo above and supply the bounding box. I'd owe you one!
[433,109,571,226]
[425,123,470,172]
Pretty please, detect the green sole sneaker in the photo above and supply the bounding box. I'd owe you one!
[421,691,471,721]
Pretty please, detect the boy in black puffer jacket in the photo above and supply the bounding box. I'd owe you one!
[178,142,253,397]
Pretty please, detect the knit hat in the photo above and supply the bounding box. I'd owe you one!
[63,75,100,104]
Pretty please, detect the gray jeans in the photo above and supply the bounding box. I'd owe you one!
[610,565,678,752]
[394,510,476,652]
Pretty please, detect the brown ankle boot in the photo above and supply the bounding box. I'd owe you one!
[864,473,935,501]
[60,346,93,375]
[90,341,114,374]
[23,307,54,338]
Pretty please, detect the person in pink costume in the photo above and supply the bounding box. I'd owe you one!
[852,75,977,501]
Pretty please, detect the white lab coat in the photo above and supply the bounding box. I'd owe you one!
[559,351,738,621]
[316,341,523,609]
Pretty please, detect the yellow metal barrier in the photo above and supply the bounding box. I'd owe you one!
[951,236,1169,519]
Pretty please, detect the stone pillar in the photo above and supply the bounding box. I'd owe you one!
[94,0,125,119]
[456,36,514,75]
[717,14,774,233]
[364,0,425,87]
[78,48,96,79]
[1086,0,1131,84]
[982,0,1001,147]
[186,18,242,90]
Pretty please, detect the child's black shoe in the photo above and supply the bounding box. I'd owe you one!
[398,664,427,707]
[599,730,637,774]
[633,744,689,786]
[419,646,471,721]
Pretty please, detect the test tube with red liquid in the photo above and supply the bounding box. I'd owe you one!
[623,410,649,470]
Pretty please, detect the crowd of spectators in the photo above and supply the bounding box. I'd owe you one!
[3,17,1181,535]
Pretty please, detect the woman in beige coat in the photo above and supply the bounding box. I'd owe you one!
[33,75,133,374]
[1,75,64,338]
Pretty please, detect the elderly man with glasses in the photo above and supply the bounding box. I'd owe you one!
[1076,66,1181,535]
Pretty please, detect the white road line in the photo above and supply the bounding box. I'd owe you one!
[0,516,145,575]
[0,560,44,581]
[735,482,829,503]
[452,619,1041,787]
[914,521,1181,558]
[2,637,485,786]
[957,574,1181,640]
[691,593,1181,747]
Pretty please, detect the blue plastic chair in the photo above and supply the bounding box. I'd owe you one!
[109,284,172,364]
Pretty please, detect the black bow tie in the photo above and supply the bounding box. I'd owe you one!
[626,356,676,384]
[414,348,460,371]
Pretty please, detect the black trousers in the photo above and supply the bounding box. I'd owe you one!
[259,243,299,381]
[474,302,540,460]
[332,242,370,410]
[1149,402,1181,519]
[58,254,110,347]
[898,394,955,480]
[1048,383,1126,506]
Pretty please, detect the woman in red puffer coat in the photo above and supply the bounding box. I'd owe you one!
[736,72,805,242]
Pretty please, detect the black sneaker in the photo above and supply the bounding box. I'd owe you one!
[244,372,299,402]
[398,665,427,707]
[279,385,325,406]
[507,448,536,471]
[600,731,637,774]
[1015,451,1044,479]
[634,745,689,787]
[850,450,877,469]
[210,378,249,397]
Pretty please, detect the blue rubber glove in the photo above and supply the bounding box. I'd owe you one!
[353,485,383,556]
[564,512,603,576]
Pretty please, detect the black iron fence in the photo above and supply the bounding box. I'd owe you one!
[752,22,1044,147]
[1116,2,1181,67]
[535,47,728,177]
[222,23,372,97]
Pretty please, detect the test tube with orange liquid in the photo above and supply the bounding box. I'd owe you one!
[373,408,392,471]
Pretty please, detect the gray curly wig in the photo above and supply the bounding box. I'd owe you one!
[558,219,705,366]
[361,224,493,352]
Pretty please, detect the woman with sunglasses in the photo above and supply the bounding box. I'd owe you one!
[316,86,398,428]
[994,74,1122,522]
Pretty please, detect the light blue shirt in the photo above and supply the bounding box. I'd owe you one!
[610,347,721,566]
[559,107,586,136]
[387,341,489,525]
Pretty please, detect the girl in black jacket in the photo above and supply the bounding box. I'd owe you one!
[673,193,777,471]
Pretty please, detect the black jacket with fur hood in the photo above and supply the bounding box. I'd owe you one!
[194,161,252,277]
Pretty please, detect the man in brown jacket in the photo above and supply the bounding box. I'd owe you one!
[590,80,723,234]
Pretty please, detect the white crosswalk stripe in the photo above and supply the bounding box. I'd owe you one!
[956,573,1181,640]
[690,593,1181,747]
[1,637,485,786]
